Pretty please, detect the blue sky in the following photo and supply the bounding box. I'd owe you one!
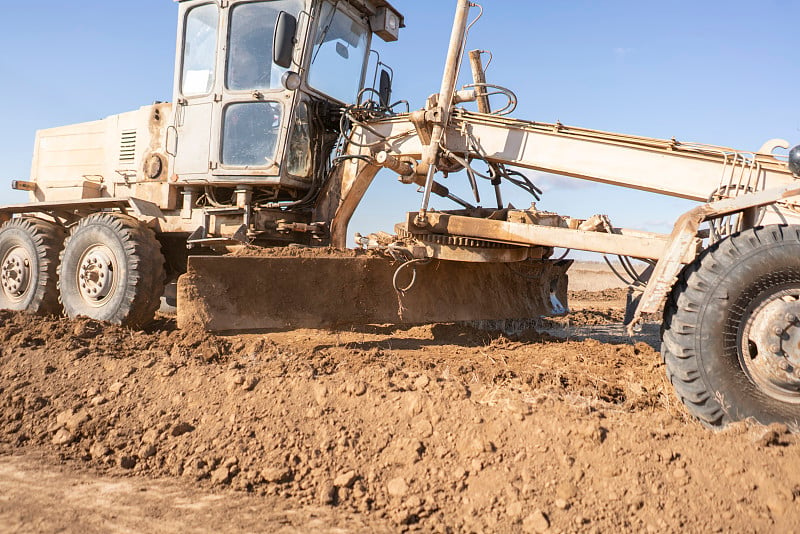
[1,1,798,255]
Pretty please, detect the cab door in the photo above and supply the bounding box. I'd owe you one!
[173,2,219,177]
[210,0,306,181]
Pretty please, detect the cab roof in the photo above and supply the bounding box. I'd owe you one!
[174,0,405,29]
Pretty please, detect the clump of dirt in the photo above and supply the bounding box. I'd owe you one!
[230,245,370,258]
[569,288,629,303]
[2,308,800,532]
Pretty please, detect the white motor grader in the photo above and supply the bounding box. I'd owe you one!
[2,0,800,429]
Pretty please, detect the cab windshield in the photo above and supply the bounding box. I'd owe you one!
[226,0,303,91]
[307,2,369,103]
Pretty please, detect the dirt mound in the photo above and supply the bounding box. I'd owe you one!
[569,288,629,303]
[2,309,800,532]
[230,244,369,258]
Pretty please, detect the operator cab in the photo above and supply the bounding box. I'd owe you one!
[171,0,404,203]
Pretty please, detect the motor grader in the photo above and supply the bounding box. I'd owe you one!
[2,0,800,429]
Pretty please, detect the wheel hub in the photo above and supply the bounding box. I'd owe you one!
[743,295,800,401]
[77,246,116,306]
[1,247,31,301]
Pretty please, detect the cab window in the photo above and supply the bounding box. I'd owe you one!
[307,2,369,103]
[181,4,219,96]
[221,102,283,167]
[226,0,303,91]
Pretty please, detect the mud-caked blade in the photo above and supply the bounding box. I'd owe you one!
[177,255,571,332]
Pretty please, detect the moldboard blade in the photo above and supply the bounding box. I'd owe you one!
[177,255,571,332]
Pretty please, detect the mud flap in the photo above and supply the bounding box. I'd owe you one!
[177,255,572,332]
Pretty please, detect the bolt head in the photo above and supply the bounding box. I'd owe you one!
[769,344,781,353]
[787,313,798,323]
[779,360,791,371]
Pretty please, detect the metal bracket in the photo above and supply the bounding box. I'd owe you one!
[425,107,444,126]
[11,180,36,192]
[409,110,432,146]
[127,197,164,220]
[186,224,249,250]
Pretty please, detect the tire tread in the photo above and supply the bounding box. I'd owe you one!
[59,213,165,327]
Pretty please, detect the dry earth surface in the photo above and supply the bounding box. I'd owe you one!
[1,263,799,533]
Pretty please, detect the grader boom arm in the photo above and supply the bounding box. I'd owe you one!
[316,105,798,331]
[328,110,795,231]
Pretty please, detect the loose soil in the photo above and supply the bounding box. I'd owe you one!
[1,281,799,532]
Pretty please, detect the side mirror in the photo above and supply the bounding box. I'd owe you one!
[273,12,297,69]
[790,145,800,176]
[379,69,392,108]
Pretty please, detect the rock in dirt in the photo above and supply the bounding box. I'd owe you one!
[261,467,292,484]
[756,423,790,447]
[579,420,607,444]
[142,429,160,444]
[139,445,157,459]
[170,422,195,437]
[334,470,358,489]
[90,442,111,458]
[345,381,367,397]
[243,376,258,391]
[385,438,425,465]
[65,411,89,432]
[119,456,136,470]
[55,410,74,428]
[51,429,74,446]
[319,482,337,505]
[211,467,231,485]
[411,419,434,439]
[227,373,246,392]
[387,477,409,497]
[313,384,329,407]
[522,510,550,533]
[413,374,430,390]
[556,481,578,501]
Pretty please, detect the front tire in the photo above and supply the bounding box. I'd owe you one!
[662,225,800,428]
[0,217,64,314]
[58,213,165,327]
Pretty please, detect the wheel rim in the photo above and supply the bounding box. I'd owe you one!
[740,286,800,403]
[76,244,118,307]
[1,246,32,302]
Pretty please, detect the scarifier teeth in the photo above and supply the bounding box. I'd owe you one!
[396,226,515,249]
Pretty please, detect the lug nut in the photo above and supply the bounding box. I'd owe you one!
[779,360,791,371]
[787,313,798,323]
[774,326,785,335]
[769,344,781,353]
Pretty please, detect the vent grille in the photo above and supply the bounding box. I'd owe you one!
[119,130,137,164]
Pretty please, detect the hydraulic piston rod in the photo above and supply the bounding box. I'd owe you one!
[417,0,472,223]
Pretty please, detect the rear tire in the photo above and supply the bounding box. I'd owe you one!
[58,213,165,327]
[0,217,64,314]
[662,225,800,428]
